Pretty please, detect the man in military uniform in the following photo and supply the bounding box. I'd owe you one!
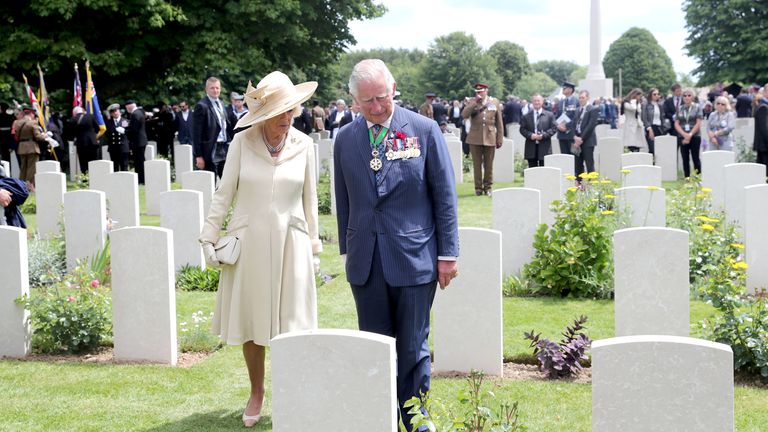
[462,83,504,196]
[556,81,579,154]
[419,92,435,120]
[105,103,129,171]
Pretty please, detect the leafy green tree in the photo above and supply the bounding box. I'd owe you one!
[514,71,557,100]
[602,27,675,97]
[532,60,580,87]
[421,32,503,101]
[684,0,768,85]
[488,41,529,98]
[0,0,384,109]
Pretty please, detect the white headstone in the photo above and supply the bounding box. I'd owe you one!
[174,144,193,177]
[595,123,610,140]
[592,335,734,432]
[523,167,562,226]
[160,190,205,271]
[434,228,503,376]
[104,172,140,229]
[319,130,330,140]
[0,226,30,357]
[309,132,320,143]
[11,150,21,178]
[620,152,653,167]
[544,153,575,197]
[88,160,113,193]
[144,143,156,161]
[745,184,768,294]
[621,165,662,188]
[144,160,171,216]
[445,138,464,185]
[509,124,524,156]
[723,162,765,238]
[551,136,561,154]
[101,145,110,161]
[111,226,177,364]
[34,172,66,239]
[701,150,736,210]
[180,170,215,219]
[68,142,79,181]
[35,160,60,173]
[655,135,678,181]
[317,139,333,175]
[597,137,622,182]
[613,227,688,336]
[492,188,541,277]
[615,186,666,227]
[732,125,753,151]
[63,190,107,271]
[494,138,515,183]
[271,329,397,432]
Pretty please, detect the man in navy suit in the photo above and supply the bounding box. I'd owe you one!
[573,90,600,177]
[334,59,459,429]
[192,76,231,177]
[174,100,193,145]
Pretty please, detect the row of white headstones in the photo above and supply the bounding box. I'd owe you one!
[1,124,765,431]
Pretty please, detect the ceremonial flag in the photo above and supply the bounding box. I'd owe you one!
[37,64,50,132]
[85,61,106,138]
[73,63,83,108]
[21,73,40,114]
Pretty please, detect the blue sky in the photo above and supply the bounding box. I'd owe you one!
[348,0,696,75]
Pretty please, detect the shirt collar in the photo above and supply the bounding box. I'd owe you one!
[207,95,221,106]
[365,111,394,130]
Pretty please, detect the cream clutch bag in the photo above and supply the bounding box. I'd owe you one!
[214,235,241,265]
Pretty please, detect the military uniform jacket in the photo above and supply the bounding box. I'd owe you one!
[462,96,504,146]
[556,95,579,140]
[105,116,129,153]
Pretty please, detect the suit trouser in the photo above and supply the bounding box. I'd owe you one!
[559,139,574,155]
[757,151,768,178]
[350,242,437,431]
[132,145,145,184]
[469,144,495,192]
[77,145,100,174]
[575,145,595,177]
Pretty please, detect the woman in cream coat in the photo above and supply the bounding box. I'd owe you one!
[199,71,321,427]
[622,88,648,152]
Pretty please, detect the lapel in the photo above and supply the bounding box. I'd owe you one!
[351,115,377,190]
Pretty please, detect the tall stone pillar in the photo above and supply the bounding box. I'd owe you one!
[579,0,614,99]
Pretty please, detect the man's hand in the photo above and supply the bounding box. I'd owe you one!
[574,136,583,146]
[0,188,11,207]
[648,129,655,140]
[557,123,567,132]
[496,141,502,149]
[437,260,458,290]
[195,156,205,170]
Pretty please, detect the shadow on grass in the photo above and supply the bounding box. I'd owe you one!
[141,410,272,431]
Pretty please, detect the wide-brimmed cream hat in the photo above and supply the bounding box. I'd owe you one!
[235,71,317,129]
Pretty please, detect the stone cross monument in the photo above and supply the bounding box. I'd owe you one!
[579,0,614,98]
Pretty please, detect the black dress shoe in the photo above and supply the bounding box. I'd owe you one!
[475,190,483,196]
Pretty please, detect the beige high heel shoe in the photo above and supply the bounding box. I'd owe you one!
[242,397,262,428]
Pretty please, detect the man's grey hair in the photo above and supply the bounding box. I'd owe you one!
[206,76,221,87]
[579,90,590,98]
[336,99,346,106]
[348,59,396,97]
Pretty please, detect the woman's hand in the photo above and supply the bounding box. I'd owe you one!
[202,242,219,267]
[313,255,320,274]
[647,128,655,140]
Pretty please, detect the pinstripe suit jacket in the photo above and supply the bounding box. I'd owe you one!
[334,106,459,287]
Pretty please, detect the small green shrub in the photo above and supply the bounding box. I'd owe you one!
[27,235,67,288]
[17,287,112,354]
[179,310,222,353]
[19,191,36,213]
[523,173,618,298]
[176,265,220,291]
[735,136,757,163]
[502,273,537,297]
[405,370,527,432]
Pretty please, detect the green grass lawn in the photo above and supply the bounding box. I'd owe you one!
[2,175,767,431]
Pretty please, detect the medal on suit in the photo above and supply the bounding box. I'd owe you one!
[368,125,389,172]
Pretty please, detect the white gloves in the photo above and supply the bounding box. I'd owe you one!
[116,126,125,134]
[202,243,219,267]
[313,255,321,274]
[45,137,59,148]
[46,131,53,137]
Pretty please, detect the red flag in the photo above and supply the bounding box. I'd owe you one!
[73,63,83,108]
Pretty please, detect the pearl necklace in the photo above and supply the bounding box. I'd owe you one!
[263,129,287,154]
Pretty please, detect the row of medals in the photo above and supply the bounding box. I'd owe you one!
[370,137,421,171]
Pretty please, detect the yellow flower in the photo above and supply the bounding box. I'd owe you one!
[695,216,708,222]
[565,174,577,180]
[600,180,612,184]
[701,224,715,231]
[591,198,599,202]
[567,186,579,192]
[646,185,659,190]
[604,194,616,199]
[587,172,600,179]
[578,172,589,178]
[701,187,713,193]
[621,169,631,174]
[696,193,705,199]
[731,261,748,270]
[730,243,745,249]
[601,210,615,215]
[709,218,720,223]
